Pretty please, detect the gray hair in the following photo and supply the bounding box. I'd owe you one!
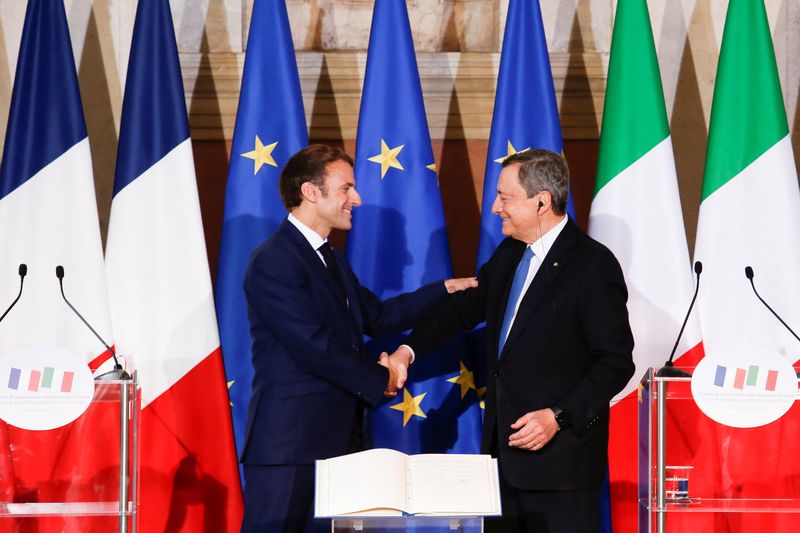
[502,149,569,215]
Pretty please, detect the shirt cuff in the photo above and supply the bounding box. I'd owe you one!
[399,344,416,364]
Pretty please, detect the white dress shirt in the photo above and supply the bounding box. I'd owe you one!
[287,213,328,265]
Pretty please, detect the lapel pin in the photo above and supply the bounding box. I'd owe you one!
[553,261,559,268]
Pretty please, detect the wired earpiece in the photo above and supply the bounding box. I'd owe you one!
[535,195,551,281]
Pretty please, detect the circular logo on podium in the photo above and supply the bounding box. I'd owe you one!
[0,346,94,430]
[691,344,797,428]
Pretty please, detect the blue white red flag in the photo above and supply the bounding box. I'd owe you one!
[105,0,242,530]
[0,1,114,529]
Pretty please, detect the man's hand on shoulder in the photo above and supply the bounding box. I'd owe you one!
[444,277,478,293]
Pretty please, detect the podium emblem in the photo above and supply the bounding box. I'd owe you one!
[691,343,797,428]
[0,345,94,430]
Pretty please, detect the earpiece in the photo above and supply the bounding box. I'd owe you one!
[537,200,544,210]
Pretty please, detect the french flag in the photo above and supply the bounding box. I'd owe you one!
[105,0,242,530]
[0,0,113,369]
[0,0,115,521]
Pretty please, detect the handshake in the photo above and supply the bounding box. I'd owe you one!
[376,276,477,397]
[378,346,413,397]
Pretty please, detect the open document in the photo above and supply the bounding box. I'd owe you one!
[315,448,501,517]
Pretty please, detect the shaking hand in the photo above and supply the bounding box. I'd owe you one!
[378,352,399,397]
[378,346,414,396]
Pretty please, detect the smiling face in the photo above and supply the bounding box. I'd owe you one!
[313,159,361,234]
[491,163,543,243]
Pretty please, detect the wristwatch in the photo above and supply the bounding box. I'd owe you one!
[552,406,571,431]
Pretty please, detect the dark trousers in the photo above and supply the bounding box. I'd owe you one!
[486,474,601,533]
[240,464,330,533]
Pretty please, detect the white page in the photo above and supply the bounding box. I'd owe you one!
[408,454,501,515]
[317,448,409,516]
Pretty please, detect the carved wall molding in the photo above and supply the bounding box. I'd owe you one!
[183,50,607,141]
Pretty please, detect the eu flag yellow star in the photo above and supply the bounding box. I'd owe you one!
[477,386,487,410]
[447,361,476,399]
[227,379,235,406]
[389,388,427,426]
[494,140,529,164]
[241,135,278,174]
[367,139,405,178]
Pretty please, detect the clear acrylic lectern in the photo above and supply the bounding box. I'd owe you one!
[0,373,140,532]
[639,367,800,532]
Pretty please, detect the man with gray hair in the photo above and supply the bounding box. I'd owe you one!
[387,149,634,532]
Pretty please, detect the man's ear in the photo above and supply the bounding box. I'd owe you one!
[300,181,318,203]
[537,191,553,212]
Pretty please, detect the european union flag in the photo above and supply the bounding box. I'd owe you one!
[346,0,482,454]
[475,0,575,267]
[215,0,308,480]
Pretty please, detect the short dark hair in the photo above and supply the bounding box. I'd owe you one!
[502,149,569,215]
[279,144,354,210]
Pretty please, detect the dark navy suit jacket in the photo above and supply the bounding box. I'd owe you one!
[241,219,446,466]
[406,220,634,491]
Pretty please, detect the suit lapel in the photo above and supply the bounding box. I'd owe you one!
[281,220,352,317]
[334,252,364,331]
[499,220,578,358]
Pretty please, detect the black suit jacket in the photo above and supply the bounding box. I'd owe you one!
[407,220,634,490]
[241,219,446,466]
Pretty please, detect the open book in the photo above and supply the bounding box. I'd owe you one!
[314,448,501,517]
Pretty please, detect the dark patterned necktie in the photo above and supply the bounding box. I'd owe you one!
[318,242,348,303]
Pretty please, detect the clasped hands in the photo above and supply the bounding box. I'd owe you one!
[378,346,412,397]
[378,276,477,397]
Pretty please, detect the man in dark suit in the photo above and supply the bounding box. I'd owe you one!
[389,149,635,532]
[240,144,476,532]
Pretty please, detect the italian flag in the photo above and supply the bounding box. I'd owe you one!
[587,0,701,530]
[680,4,800,531]
[694,0,800,361]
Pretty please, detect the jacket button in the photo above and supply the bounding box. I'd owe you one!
[494,370,504,377]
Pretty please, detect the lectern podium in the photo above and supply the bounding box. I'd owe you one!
[639,367,800,532]
[0,373,140,532]
[332,516,483,532]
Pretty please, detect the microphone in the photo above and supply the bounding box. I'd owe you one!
[744,265,800,344]
[0,264,28,324]
[656,261,703,377]
[56,265,130,380]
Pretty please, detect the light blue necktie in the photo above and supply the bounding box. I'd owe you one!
[498,247,534,357]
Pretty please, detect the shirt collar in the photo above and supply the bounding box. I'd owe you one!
[527,215,568,258]
[288,213,327,251]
